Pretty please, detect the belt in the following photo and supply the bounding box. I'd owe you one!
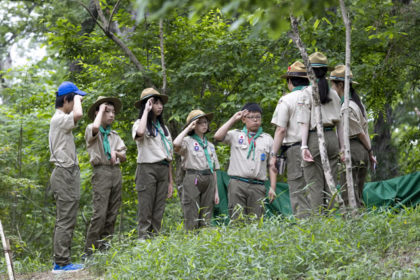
[309,126,335,132]
[157,160,170,166]
[186,169,212,175]
[231,176,265,185]
[282,142,301,148]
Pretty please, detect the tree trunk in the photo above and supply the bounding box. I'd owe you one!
[159,19,167,95]
[372,104,398,180]
[290,15,343,206]
[339,0,357,210]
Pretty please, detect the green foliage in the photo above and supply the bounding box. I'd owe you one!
[85,208,419,279]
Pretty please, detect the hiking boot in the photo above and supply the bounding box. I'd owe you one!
[51,263,83,274]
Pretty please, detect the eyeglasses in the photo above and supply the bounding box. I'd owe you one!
[245,115,262,121]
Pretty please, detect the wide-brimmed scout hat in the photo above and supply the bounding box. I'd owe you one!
[281,61,308,79]
[88,96,122,121]
[329,65,359,84]
[186,109,214,127]
[309,52,334,70]
[134,88,168,108]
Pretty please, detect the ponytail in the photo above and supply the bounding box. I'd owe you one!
[350,85,366,118]
[313,67,331,104]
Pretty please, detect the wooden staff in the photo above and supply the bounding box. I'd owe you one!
[0,220,15,280]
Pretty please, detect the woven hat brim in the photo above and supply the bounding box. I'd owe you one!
[184,113,214,129]
[281,72,308,79]
[328,76,359,84]
[134,94,168,108]
[88,97,122,121]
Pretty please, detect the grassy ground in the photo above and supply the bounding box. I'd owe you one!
[3,207,420,279]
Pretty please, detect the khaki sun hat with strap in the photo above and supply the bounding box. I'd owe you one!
[309,52,334,70]
[185,109,214,127]
[281,61,308,79]
[134,88,168,108]
[88,96,122,121]
[329,65,359,84]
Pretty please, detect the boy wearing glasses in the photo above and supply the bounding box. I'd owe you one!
[214,103,275,220]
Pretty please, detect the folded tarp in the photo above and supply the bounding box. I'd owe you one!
[363,171,420,208]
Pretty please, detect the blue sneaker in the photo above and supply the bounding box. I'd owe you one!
[51,263,83,274]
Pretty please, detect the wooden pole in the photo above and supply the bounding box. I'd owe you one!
[290,15,343,207]
[340,0,357,210]
[0,220,15,280]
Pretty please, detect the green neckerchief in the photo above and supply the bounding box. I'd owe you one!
[153,121,172,156]
[242,126,263,160]
[191,133,214,173]
[292,85,306,92]
[99,125,112,160]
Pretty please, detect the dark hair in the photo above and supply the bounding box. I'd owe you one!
[288,77,310,87]
[332,81,366,117]
[137,97,168,136]
[242,102,262,114]
[55,92,76,108]
[313,67,331,104]
[95,101,115,113]
[187,116,211,136]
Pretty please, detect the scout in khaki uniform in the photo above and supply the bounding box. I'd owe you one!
[173,110,220,230]
[49,81,86,273]
[132,88,173,239]
[84,96,127,255]
[297,52,344,214]
[270,61,311,218]
[330,65,377,208]
[214,103,274,220]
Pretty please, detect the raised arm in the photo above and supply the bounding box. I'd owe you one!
[73,95,83,123]
[214,110,248,141]
[92,103,107,136]
[173,120,198,153]
[135,98,153,138]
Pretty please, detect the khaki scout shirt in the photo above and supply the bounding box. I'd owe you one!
[223,129,273,181]
[297,86,341,129]
[49,110,78,168]
[178,136,220,171]
[132,119,173,163]
[271,88,307,144]
[85,124,127,166]
[342,100,368,137]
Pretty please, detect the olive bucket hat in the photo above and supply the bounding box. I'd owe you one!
[281,61,308,79]
[88,96,122,121]
[329,65,359,84]
[134,88,168,109]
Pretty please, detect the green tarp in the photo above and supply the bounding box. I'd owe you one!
[213,171,420,220]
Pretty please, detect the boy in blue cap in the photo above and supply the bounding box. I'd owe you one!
[49,81,86,273]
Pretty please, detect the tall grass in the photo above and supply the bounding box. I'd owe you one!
[82,207,420,279]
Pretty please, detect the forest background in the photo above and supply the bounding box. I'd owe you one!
[0,0,419,277]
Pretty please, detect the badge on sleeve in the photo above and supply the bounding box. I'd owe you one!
[261,153,266,161]
[194,142,199,151]
[238,135,244,144]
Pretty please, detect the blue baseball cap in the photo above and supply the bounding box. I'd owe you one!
[57,81,87,96]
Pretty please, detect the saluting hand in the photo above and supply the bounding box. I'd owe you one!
[233,109,249,121]
[99,103,107,112]
[74,94,83,102]
[188,119,198,132]
[145,97,154,112]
